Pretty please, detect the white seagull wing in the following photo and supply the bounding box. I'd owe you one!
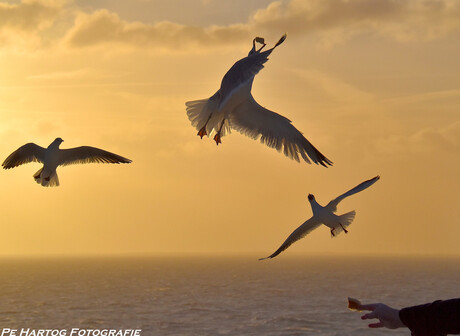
[326,176,380,212]
[259,217,321,260]
[58,146,132,166]
[229,96,333,166]
[2,143,46,169]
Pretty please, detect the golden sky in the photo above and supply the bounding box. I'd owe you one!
[0,0,459,257]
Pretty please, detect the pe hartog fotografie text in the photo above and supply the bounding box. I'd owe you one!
[1,329,142,336]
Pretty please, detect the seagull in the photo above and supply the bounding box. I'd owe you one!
[2,138,132,187]
[260,176,380,260]
[186,34,332,167]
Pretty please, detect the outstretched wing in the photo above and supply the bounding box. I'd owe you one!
[259,217,321,260]
[219,34,286,108]
[2,143,46,169]
[326,176,380,212]
[229,96,332,166]
[58,146,132,166]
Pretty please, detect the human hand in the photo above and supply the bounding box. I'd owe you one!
[360,303,406,329]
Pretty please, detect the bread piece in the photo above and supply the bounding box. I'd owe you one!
[347,297,363,312]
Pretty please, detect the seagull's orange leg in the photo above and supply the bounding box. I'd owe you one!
[213,133,221,145]
[197,113,213,139]
[213,118,226,145]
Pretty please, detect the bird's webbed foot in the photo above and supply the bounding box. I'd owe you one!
[197,127,207,139]
[340,224,348,234]
[213,133,222,145]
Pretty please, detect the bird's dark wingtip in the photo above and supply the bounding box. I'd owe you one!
[317,157,333,168]
[367,175,380,182]
[274,33,287,48]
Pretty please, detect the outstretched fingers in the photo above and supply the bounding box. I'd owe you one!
[358,303,404,330]
[361,308,383,328]
[368,322,384,328]
[360,304,381,322]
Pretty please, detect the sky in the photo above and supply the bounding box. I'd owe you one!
[0,0,459,257]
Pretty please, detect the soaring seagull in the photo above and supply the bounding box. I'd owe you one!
[186,34,332,167]
[260,176,380,260]
[2,138,132,187]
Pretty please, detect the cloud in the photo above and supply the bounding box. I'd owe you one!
[61,0,460,51]
[0,0,64,48]
[252,0,402,33]
[375,121,460,157]
[383,89,460,105]
[27,68,93,81]
[0,0,63,32]
[25,68,132,84]
[252,0,460,41]
[411,121,460,152]
[292,68,374,104]
[64,9,249,50]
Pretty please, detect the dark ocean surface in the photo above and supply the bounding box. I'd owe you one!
[0,256,459,335]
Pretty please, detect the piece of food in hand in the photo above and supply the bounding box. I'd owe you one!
[347,297,363,311]
[255,37,265,44]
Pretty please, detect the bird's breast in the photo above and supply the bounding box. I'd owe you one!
[44,148,60,169]
[219,83,252,113]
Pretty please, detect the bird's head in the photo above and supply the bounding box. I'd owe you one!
[308,194,315,202]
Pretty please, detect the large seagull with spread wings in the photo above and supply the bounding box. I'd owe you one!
[2,138,132,187]
[260,176,380,260]
[186,34,332,167]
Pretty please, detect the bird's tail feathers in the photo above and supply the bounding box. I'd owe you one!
[186,97,228,138]
[186,99,210,131]
[333,210,356,237]
[34,168,59,187]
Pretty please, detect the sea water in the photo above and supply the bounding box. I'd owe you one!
[0,256,458,336]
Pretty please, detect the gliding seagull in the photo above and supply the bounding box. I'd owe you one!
[2,138,132,187]
[186,34,332,166]
[260,176,380,260]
